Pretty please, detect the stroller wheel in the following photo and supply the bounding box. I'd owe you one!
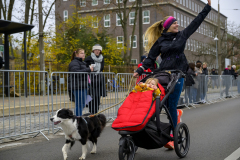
[174,122,190,158]
[119,137,135,160]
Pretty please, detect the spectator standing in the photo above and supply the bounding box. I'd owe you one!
[195,60,202,103]
[69,48,93,116]
[185,63,197,104]
[221,65,232,98]
[211,68,218,89]
[200,62,208,103]
[85,44,107,114]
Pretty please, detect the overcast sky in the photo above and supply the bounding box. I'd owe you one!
[201,0,240,25]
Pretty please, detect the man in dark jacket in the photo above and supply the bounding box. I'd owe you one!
[221,65,232,98]
[211,68,218,89]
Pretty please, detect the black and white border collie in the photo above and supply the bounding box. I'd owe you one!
[50,108,106,160]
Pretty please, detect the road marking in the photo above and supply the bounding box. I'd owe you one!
[0,143,23,149]
[225,147,240,160]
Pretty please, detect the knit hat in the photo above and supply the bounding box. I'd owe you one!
[232,65,236,69]
[163,16,177,32]
[141,55,147,62]
[92,44,102,51]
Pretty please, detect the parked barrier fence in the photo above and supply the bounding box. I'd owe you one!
[0,70,239,140]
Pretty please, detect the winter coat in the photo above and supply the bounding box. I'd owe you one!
[68,57,91,90]
[136,4,211,75]
[211,71,218,80]
[202,68,208,75]
[85,55,107,97]
[185,68,196,86]
[85,55,104,72]
[222,68,232,86]
[0,56,3,69]
[230,67,238,79]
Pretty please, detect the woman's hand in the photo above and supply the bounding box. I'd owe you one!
[207,0,211,6]
[90,66,94,72]
[133,72,139,78]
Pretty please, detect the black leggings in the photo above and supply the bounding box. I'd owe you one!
[88,87,101,114]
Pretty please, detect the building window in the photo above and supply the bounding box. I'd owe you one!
[104,0,110,4]
[116,13,123,26]
[191,39,193,51]
[63,10,68,21]
[80,0,86,7]
[189,0,191,9]
[92,0,98,6]
[130,35,137,48]
[183,0,185,6]
[187,17,189,26]
[184,16,186,28]
[174,11,176,19]
[186,0,188,8]
[188,39,190,50]
[63,0,67,1]
[195,4,197,12]
[203,24,205,35]
[176,0,179,3]
[116,0,123,3]
[180,0,182,4]
[129,0,135,2]
[143,10,150,24]
[131,59,137,64]
[117,36,124,49]
[143,34,148,47]
[181,14,183,27]
[92,16,98,28]
[193,40,196,52]
[177,13,180,23]
[129,12,135,25]
[104,14,110,27]
[200,6,202,12]
[192,2,194,11]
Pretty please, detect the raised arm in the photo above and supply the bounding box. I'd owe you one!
[135,40,160,75]
[182,3,211,39]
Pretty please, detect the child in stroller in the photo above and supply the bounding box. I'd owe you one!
[112,70,190,160]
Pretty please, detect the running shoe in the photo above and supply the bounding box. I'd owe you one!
[177,109,183,124]
[164,141,174,150]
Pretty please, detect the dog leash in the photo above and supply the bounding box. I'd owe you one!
[88,76,135,118]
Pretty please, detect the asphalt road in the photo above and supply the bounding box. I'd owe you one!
[0,98,240,160]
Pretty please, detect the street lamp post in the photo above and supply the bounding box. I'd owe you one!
[214,36,219,70]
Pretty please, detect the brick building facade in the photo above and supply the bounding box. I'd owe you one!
[55,0,227,67]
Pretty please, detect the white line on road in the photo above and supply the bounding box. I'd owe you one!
[0,143,23,149]
[225,147,240,160]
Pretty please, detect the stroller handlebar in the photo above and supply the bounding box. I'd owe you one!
[142,70,185,78]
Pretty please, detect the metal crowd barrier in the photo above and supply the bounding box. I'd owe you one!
[0,70,50,140]
[49,72,116,134]
[1,70,239,140]
[183,75,239,108]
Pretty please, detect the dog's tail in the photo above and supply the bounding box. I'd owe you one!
[97,114,106,129]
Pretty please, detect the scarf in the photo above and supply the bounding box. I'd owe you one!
[91,52,103,72]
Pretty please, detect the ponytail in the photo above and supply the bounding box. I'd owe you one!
[71,48,84,61]
[144,16,170,53]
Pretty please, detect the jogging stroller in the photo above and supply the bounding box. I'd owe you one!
[112,70,190,160]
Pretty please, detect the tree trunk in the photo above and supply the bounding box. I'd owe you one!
[25,0,31,24]
[7,0,15,20]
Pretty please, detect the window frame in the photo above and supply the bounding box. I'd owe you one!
[116,13,123,26]
[63,10,68,22]
[80,0,86,7]
[92,15,98,28]
[130,35,137,48]
[104,14,110,27]
[117,36,124,49]
[130,59,137,64]
[104,0,110,4]
[143,10,150,24]
[92,0,98,6]
[129,12,135,25]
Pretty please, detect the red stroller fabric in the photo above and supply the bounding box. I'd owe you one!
[112,83,165,131]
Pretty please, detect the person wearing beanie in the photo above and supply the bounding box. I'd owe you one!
[133,0,212,150]
[85,44,106,114]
